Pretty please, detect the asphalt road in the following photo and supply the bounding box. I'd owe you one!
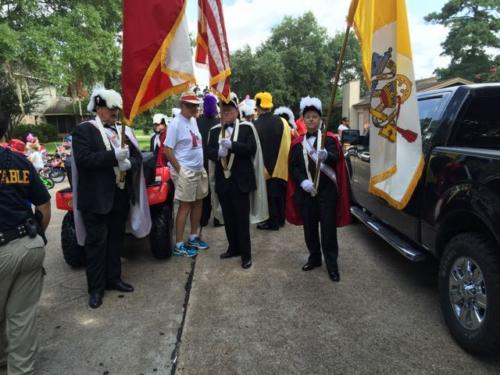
[2,184,500,374]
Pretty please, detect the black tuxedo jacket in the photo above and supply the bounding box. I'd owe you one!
[206,122,257,194]
[72,121,140,214]
[289,134,339,203]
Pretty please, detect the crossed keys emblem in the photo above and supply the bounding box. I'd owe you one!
[369,47,418,143]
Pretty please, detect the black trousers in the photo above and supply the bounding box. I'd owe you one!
[217,187,251,263]
[81,188,130,294]
[266,178,286,227]
[298,190,339,273]
[200,191,211,228]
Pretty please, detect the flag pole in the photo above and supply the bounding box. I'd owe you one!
[314,0,358,188]
[119,123,127,183]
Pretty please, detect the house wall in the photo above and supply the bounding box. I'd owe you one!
[342,80,360,130]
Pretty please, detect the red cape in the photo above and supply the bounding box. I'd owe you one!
[286,132,351,227]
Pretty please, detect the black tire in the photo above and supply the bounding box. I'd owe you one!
[149,202,174,259]
[439,233,500,355]
[61,212,86,268]
[49,167,65,183]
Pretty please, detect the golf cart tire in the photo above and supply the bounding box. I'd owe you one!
[61,212,86,268]
[150,202,174,259]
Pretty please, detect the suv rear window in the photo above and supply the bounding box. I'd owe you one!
[451,95,500,150]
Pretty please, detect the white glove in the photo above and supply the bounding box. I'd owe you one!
[118,158,132,171]
[317,149,328,162]
[300,179,316,194]
[218,147,228,158]
[220,139,232,149]
[114,146,129,162]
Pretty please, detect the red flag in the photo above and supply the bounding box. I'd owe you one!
[122,0,195,124]
[195,0,231,101]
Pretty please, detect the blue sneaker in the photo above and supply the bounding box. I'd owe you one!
[173,243,198,257]
[188,237,209,250]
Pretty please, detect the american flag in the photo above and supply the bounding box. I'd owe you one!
[195,0,231,101]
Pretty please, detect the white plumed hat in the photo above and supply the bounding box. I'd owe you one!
[299,96,322,115]
[152,113,167,124]
[87,85,123,113]
[274,106,296,128]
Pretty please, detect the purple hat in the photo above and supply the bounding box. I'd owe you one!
[203,94,218,117]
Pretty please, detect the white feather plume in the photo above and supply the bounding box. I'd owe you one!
[274,106,296,127]
[240,104,255,117]
[87,85,123,112]
[299,96,322,115]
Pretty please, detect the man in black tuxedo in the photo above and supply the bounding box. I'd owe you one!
[72,87,141,308]
[206,93,258,269]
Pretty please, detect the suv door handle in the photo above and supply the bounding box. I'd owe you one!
[359,152,370,162]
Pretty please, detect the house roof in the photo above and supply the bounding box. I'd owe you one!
[44,97,86,116]
[352,76,474,108]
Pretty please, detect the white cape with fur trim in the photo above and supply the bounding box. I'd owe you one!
[208,121,269,224]
[73,121,151,246]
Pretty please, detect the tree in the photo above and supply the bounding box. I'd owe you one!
[0,1,122,128]
[229,12,362,114]
[425,0,499,81]
[0,73,42,138]
[0,1,122,92]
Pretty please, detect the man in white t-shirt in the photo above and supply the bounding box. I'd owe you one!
[164,91,209,257]
[337,117,350,140]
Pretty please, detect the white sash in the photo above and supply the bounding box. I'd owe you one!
[301,131,337,189]
[219,120,240,179]
[90,116,124,189]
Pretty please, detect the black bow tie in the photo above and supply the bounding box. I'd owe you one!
[223,123,234,129]
[306,133,317,139]
[104,124,118,133]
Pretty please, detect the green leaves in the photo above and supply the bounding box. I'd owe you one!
[425,0,499,81]
[0,0,122,93]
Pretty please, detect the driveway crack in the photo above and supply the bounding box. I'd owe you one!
[170,257,196,375]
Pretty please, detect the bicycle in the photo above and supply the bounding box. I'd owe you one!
[39,168,55,190]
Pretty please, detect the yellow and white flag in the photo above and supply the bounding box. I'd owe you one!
[349,0,424,209]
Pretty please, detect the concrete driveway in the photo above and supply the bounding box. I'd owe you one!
[1,185,500,374]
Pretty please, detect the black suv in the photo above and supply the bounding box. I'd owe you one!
[345,83,500,354]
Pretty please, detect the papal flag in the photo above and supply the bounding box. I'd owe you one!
[349,0,424,209]
[122,0,195,124]
[195,0,231,101]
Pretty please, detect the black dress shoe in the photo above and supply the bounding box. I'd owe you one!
[88,292,103,309]
[329,271,340,282]
[302,262,322,271]
[107,280,134,293]
[241,259,252,269]
[213,218,224,227]
[220,251,240,259]
[256,222,279,231]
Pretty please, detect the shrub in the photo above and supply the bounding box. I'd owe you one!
[11,123,59,143]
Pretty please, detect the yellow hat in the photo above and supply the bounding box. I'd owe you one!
[254,92,273,109]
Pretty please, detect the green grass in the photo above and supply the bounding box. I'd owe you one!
[136,134,151,151]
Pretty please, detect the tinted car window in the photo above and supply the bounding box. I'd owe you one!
[451,96,500,150]
[418,96,445,151]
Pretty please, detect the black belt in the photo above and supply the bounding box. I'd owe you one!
[0,224,30,247]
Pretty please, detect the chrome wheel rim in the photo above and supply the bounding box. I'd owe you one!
[449,256,487,330]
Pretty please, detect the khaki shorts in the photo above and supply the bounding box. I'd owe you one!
[170,166,209,202]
